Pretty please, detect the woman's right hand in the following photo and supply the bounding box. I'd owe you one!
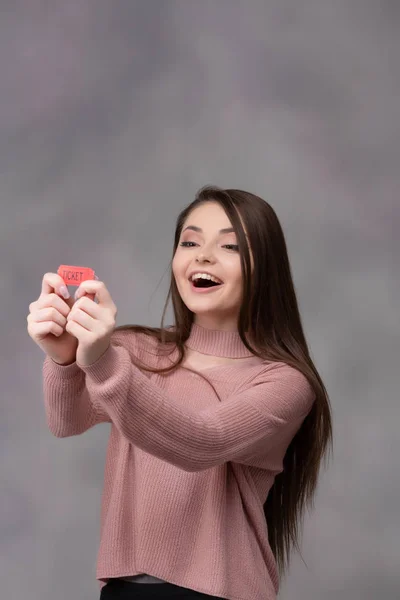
[27,273,78,365]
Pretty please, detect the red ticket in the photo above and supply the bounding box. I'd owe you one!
[57,265,96,287]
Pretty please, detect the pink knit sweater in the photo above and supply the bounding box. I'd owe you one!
[42,323,315,600]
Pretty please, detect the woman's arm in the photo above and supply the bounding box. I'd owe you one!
[43,356,111,438]
[79,344,315,471]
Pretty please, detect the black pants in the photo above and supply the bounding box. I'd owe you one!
[100,578,226,599]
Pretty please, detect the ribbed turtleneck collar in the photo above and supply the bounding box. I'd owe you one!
[184,323,254,358]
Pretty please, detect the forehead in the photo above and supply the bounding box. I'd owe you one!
[183,202,233,231]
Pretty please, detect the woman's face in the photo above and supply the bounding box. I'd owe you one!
[172,201,249,331]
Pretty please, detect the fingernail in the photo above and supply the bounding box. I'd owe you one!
[60,286,70,299]
[74,288,81,300]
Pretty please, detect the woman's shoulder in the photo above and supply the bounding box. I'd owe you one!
[251,360,315,400]
[111,324,175,366]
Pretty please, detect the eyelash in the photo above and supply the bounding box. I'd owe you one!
[180,241,239,251]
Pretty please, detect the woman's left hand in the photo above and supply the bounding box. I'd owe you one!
[65,280,117,366]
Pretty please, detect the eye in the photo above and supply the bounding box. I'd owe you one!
[180,241,239,251]
[179,241,198,247]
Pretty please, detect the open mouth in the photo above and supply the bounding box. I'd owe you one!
[191,279,222,289]
[188,274,224,291]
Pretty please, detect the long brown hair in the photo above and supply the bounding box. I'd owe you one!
[115,185,333,578]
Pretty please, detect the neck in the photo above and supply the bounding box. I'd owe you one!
[185,322,254,358]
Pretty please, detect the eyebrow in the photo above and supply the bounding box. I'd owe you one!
[182,226,235,234]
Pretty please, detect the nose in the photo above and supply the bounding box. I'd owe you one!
[196,253,213,263]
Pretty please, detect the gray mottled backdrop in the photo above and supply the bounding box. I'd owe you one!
[1,1,398,599]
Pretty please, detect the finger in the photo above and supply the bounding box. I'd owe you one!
[75,280,116,310]
[71,296,102,319]
[29,320,64,339]
[41,272,71,300]
[32,307,68,329]
[36,293,73,318]
[67,307,97,331]
[65,319,89,340]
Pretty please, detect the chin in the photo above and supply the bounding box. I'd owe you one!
[187,302,229,317]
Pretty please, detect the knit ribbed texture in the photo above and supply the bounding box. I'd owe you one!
[42,323,315,600]
[184,324,254,358]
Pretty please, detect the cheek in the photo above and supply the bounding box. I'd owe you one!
[172,253,188,283]
[171,254,180,277]
[223,272,243,303]
[225,261,243,286]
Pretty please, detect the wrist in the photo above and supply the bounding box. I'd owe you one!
[52,359,76,366]
[77,341,111,368]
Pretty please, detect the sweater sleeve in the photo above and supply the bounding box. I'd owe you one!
[43,357,111,437]
[79,343,315,471]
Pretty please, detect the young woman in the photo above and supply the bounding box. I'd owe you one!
[27,186,332,600]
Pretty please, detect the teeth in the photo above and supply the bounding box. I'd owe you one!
[191,273,222,284]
